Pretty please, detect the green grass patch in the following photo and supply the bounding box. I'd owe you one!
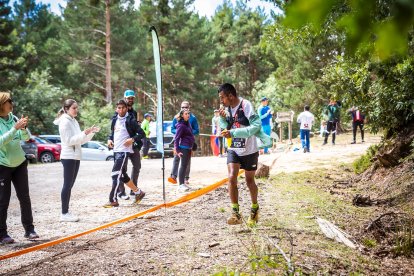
[353,144,379,174]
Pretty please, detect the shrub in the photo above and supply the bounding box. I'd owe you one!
[353,145,379,174]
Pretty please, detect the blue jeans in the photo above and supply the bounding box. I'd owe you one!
[300,129,310,151]
[262,124,271,153]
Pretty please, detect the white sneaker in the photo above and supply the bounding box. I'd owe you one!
[60,213,79,222]
[118,194,130,200]
[177,184,190,192]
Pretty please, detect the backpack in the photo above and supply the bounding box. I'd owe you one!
[226,100,250,130]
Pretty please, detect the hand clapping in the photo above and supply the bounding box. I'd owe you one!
[14,115,28,130]
[84,125,100,135]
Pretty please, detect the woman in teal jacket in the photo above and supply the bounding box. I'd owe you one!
[0,92,39,244]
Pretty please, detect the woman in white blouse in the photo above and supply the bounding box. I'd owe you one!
[54,99,99,222]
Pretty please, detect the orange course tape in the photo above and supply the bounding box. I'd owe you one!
[0,170,244,261]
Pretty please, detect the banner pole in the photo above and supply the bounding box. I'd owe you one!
[149,26,166,206]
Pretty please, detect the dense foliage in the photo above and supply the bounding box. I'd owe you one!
[1,0,413,144]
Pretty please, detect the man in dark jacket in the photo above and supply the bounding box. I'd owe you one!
[323,99,341,145]
[348,106,365,144]
[116,89,142,200]
[106,99,146,207]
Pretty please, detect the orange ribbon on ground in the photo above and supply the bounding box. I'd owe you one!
[0,170,244,261]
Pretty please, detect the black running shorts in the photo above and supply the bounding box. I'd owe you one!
[227,150,259,171]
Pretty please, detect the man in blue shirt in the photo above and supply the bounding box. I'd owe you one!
[257,97,272,154]
[168,101,199,185]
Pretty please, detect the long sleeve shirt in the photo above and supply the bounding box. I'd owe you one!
[171,113,199,135]
[57,114,94,160]
[0,113,30,167]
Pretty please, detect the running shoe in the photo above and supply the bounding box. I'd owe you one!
[118,192,130,200]
[24,230,39,240]
[247,207,260,226]
[168,176,177,184]
[133,190,146,204]
[60,212,79,222]
[177,184,190,192]
[227,211,242,225]
[103,201,119,208]
[0,234,15,244]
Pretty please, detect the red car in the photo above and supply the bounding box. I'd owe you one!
[32,136,61,163]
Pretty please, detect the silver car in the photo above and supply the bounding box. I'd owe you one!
[81,141,114,161]
[148,121,175,158]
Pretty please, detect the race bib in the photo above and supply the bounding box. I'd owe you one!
[230,138,246,153]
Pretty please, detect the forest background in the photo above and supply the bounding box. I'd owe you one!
[1,0,413,154]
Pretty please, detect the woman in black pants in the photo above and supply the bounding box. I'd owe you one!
[0,92,38,244]
[173,110,195,192]
[55,99,99,222]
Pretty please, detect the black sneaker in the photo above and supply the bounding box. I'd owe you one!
[0,234,15,244]
[351,141,356,144]
[24,230,39,240]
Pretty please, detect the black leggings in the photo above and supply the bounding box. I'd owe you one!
[61,159,80,214]
[352,121,364,141]
[0,160,34,237]
[178,149,192,185]
[324,120,337,143]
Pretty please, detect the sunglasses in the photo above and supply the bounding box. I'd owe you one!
[6,99,13,104]
[181,106,189,109]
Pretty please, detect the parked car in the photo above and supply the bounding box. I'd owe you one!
[32,136,61,163]
[38,134,61,144]
[148,121,175,158]
[81,141,114,161]
[20,138,38,164]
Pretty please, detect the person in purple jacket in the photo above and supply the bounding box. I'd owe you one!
[174,109,195,192]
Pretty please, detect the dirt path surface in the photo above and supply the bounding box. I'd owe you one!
[0,133,391,275]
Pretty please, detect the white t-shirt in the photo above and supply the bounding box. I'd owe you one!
[114,115,133,153]
[297,111,314,130]
[229,97,258,156]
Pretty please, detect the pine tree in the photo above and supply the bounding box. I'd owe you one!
[0,0,17,90]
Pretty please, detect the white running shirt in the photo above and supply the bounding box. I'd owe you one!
[113,115,133,153]
[297,111,315,130]
[229,97,258,156]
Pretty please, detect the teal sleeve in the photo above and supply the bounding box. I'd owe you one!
[0,127,18,147]
[229,114,261,138]
[219,116,229,130]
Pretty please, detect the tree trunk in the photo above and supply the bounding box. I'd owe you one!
[105,0,112,103]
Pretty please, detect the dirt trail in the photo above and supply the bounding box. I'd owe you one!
[0,133,384,275]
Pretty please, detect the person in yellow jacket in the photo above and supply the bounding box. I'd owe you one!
[141,113,152,159]
[217,83,272,226]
